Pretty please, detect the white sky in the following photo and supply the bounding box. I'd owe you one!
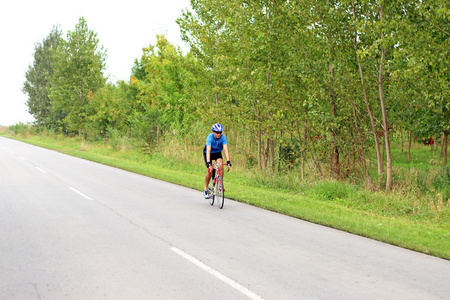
[0,0,191,126]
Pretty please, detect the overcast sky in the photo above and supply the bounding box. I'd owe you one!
[0,0,191,126]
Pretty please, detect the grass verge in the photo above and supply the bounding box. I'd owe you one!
[3,133,449,260]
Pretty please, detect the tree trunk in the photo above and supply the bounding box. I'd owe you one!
[378,5,393,192]
[256,107,262,170]
[285,96,309,178]
[330,104,340,179]
[352,3,383,175]
[431,135,434,160]
[302,129,307,181]
[214,75,219,106]
[264,68,271,170]
[278,132,282,173]
[79,127,86,147]
[248,128,252,153]
[408,130,412,162]
[214,22,219,106]
[264,137,269,169]
[350,92,370,184]
[444,131,449,166]
[157,123,160,148]
[327,32,339,179]
[401,128,404,153]
[306,127,323,177]
[270,138,275,171]
[257,123,262,170]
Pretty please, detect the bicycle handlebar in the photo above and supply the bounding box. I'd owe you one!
[211,163,229,168]
[209,162,231,172]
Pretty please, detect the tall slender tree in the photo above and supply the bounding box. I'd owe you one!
[23,26,62,127]
[49,17,107,141]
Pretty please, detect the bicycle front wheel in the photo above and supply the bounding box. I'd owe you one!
[216,175,224,209]
[208,177,214,206]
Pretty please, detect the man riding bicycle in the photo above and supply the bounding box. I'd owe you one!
[203,123,231,199]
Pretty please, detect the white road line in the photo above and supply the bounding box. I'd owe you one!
[36,167,47,173]
[69,187,93,200]
[171,247,264,300]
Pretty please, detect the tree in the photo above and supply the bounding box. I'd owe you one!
[413,0,449,165]
[87,83,128,139]
[23,26,62,127]
[174,0,447,184]
[130,35,200,151]
[49,17,107,141]
[386,0,449,166]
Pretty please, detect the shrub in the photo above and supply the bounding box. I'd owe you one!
[433,166,450,202]
[107,126,124,152]
[8,123,32,135]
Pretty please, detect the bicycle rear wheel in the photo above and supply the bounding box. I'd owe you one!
[216,175,224,209]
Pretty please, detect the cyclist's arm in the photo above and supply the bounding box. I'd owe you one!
[223,144,230,162]
[206,145,212,163]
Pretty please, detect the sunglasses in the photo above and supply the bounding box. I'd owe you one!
[214,131,222,134]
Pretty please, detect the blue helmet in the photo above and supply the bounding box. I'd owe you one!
[212,123,224,132]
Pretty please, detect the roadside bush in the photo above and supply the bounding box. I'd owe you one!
[279,139,303,170]
[8,123,33,136]
[433,166,450,202]
[107,126,125,152]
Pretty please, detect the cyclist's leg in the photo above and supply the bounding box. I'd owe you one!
[217,157,224,179]
[205,170,212,191]
[203,146,212,191]
[213,151,224,179]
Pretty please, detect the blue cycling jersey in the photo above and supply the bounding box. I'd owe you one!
[205,133,227,153]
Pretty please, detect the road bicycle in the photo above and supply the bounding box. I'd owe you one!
[206,162,227,209]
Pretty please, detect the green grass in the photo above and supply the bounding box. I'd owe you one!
[2,132,449,260]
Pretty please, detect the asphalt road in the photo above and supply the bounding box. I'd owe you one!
[1,136,449,300]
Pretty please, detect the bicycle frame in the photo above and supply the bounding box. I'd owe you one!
[207,162,227,209]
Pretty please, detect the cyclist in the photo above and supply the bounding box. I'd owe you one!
[203,123,231,199]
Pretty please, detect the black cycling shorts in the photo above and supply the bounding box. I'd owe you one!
[203,145,223,167]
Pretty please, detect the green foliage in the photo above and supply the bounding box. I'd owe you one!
[22,26,62,127]
[279,139,302,170]
[433,166,450,202]
[107,126,124,152]
[49,17,107,136]
[87,83,128,136]
[130,35,203,148]
[129,107,160,153]
[8,123,32,135]
[24,0,449,191]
